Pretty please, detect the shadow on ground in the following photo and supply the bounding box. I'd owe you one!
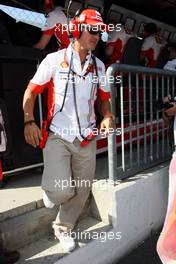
[118,233,162,264]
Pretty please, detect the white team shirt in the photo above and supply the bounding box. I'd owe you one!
[107,27,133,44]
[30,44,110,143]
[141,35,162,60]
[164,59,176,71]
[43,6,67,31]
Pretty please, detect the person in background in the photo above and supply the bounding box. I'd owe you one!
[140,23,163,68]
[33,0,70,50]
[105,22,133,67]
[157,48,176,260]
[163,47,176,71]
[157,94,176,263]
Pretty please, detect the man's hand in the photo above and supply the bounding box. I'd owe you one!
[161,95,175,123]
[164,104,176,117]
[24,122,43,148]
[163,95,171,103]
[162,111,172,125]
[100,116,114,136]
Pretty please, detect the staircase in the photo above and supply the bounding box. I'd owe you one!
[0,167,112,264]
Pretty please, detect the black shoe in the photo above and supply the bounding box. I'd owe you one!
[0,250,20,264]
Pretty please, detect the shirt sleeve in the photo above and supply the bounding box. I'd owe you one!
[107,31,118,43]
[164,60,176,71]
[43,27,55,36]
[42,8,67,31]
[42,10,57,31]
[97,61,111,101]
[141,37,153,51]
[29,55,53,94]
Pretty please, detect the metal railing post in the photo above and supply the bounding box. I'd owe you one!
[107,65,118,182]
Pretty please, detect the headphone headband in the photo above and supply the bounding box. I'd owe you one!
[74,7,88,19]
[69,8,108,42]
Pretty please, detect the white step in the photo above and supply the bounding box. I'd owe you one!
[0,169,43,222]
[1,206,58,250]
[15,216,111,264]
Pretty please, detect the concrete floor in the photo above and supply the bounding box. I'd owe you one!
[118,233,162,264]
[0,153,166,264]
[0,153,109,220]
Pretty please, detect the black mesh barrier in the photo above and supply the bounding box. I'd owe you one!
[0,44,44,171]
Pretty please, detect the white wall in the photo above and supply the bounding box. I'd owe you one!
[56,163,169,264]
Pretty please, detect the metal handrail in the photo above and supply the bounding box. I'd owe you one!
[107,64,176,182]
[107,63,176,77]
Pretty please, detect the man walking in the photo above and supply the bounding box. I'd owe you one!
[23,9,113,252]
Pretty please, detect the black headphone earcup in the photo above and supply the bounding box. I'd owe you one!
[69,20,81,39]
[70,7,88,39]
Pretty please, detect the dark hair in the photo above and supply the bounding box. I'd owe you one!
[54,0,65,7]
[144,23,158,35]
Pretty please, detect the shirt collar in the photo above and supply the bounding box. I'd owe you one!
[66,43,92,76]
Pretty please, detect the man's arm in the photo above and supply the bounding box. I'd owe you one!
[100,100,112,118]
[164,105,176,117]
[105,45,114,57]
[33,34,52,49]
[97,60,114,133]
[99,100,114,134]
[159,95,176,126]
[23,87,42,147]
[23,87,36,122]
[23,53,52,147]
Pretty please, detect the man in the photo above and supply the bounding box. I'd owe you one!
[105,23,133,67]
[140,23,163,68]
[23,9,113,252]
[33,0,70,50]
[163,47,176,71]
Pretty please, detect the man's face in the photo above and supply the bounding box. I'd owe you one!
[78,25,100,51]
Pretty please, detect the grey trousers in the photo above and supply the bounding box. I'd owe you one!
[42,133,96,230]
